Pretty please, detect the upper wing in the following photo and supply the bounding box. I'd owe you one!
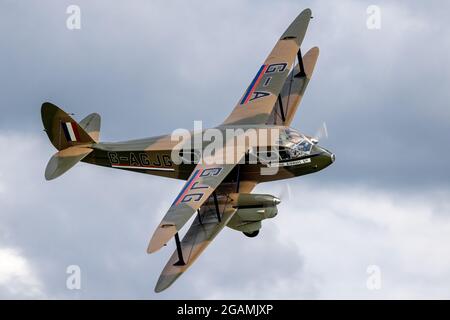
[154,180,257,292]
[266,47,319,126]
[222,9,312,126]
[147,162,239,254]
[147,133,253,253]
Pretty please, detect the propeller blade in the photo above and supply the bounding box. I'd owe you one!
[312,122,328,143]
[277,183,291,202]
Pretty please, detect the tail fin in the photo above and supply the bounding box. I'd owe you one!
[79,113,101,143]
[41,102,96,151]
[41,102,99,180]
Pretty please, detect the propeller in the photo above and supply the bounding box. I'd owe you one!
[274,182,291,204]
[311,122,328,144]
[273,123,328,205]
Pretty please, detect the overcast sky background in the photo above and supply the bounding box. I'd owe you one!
[1,0,450,299]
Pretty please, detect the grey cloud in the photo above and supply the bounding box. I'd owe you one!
[2,0,450,188]
[3,133,450,298]
[0,133,316,298]
[1,0,450,299]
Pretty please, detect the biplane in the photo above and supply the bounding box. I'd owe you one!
[41,8,334,292]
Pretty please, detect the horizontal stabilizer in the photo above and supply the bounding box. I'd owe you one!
[45,146,93,180]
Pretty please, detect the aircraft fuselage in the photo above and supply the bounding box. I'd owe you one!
[81,126,334,183]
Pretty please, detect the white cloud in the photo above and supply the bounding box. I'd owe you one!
[255,182,450,299]
[0,247,45,298]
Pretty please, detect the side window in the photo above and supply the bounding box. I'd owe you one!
[298,141,312,153]
[257,150,280,163]
[288,139,313,158]
[278,149,290,160]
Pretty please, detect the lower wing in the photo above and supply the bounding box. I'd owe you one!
[154,180,257,292]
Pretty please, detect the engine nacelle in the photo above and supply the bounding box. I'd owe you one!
[235,206,278,221]
[238,221,261,234]
[231,193,281,208]
[227,193,280,234]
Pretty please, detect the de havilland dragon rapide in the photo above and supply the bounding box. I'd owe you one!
[41,8,334,292]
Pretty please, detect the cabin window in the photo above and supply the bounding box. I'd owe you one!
[256,150,280,163]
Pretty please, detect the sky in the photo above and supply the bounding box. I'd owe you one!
[1,0,450,299]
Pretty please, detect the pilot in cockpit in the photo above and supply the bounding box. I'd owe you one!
[281,128,313,159]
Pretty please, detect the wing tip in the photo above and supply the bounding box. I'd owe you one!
[147,224,177,254]
[303,46,320,78]
[308,46,319,54]
[280,8,312,42]
[154,272,182,293]
[154,283,168,293]
[147,239,164,254]
[147,246,158,254]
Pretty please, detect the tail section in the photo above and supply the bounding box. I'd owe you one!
[79,113,101,143]
[45,146,93,180]
[41,102,100,180]
[41,102,96,151]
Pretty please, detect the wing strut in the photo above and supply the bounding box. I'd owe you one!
[197,209,203,225]
[173,233,186,266]
[213,192,221,222]
[295,48,307,78]
[236,165,241,193]
[277,95,286,122]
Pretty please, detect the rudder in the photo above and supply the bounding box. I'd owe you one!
[41,102,95,151]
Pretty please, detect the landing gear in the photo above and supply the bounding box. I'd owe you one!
[243,230,259,238]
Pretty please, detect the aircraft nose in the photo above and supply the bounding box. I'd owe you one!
[273,197,281,206]
[330,153,335,163]
[315,146,335,166]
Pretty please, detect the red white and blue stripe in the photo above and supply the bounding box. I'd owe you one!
[61,121,81,142]
[240,64,268,105]
[111,164,174,171]
[172,168,203,206]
